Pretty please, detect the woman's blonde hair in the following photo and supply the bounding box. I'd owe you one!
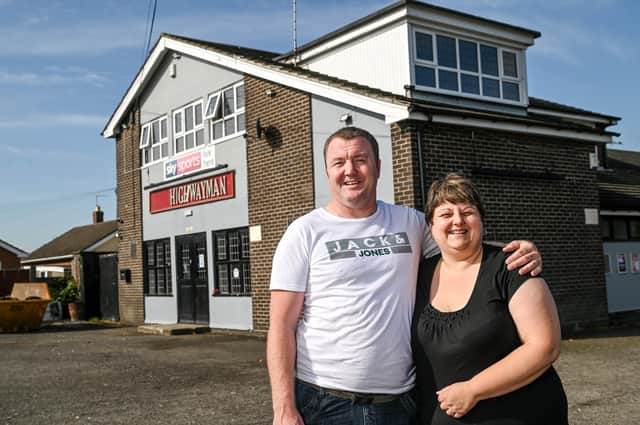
[425,173,485,224]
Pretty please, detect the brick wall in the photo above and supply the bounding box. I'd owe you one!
[392,122,607,328]
[0,247,21,270]
[115,110,145,324]
[391,122,423,209]
[245,76,314,331]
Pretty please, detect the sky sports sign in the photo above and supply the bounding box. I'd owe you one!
[164,146,216,180]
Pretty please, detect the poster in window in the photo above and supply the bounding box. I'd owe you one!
[617,253,627,273]
[604,255,611,274]
[631,253,640,273]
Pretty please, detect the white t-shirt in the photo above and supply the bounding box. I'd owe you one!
[270,201,438,394]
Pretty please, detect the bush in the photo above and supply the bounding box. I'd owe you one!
[57,279,80,305]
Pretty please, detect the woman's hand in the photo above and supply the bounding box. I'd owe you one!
[436,381,478,418]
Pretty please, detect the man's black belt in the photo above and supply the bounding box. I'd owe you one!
[301,380,402,405]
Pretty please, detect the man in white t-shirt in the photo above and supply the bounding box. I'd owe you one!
[267,127,541,425]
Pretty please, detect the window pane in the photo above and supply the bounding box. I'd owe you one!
[217,234,227,260]
[160,118,167,139]
[243,263,251,293]
[502,81,520,101]
[237,113,245,132]
[157,268,165,294]
[438,70,458,91]
[223,88,234,115]
[600,218,611,239]
[415,65,435,87]
[185,106,194,131]
[161,143,168,158]
[156,243,164,265]
[458,40,478,72]
[152,146,160,161]
[174,112,182,134]
[229,232,240,261]
[436,35,457,68]
[196,129,204,146]
[612,219,628,240]
[415,32,433,61]
[630,219,640,239]
[147,244,155,266]
[140,126,149,147]
[224,118,235,136]
[148,269,156,295]
[151,121,160,145]
[143,149,150,164]
[241,231,250,258]
[236,85,245,109]
[185,133,194,150]
[213,121,224,140]
[165,241,171,265]
[195,103,202,126]
[461,74,480,94]
[231,265,242,294]
[482,78,500,98]
[217,264,229,294]
[176,136,184,153]
[502,51,518,78]
[206,94,219,117]
[480,45,499,76]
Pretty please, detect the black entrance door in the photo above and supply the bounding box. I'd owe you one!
[99,253,119,321]
[176,233,209,324]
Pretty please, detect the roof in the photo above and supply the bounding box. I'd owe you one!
[529,97,620,123]
[277,0,541,61]
[0,239,28,257]
[598,149,640,210]
[23,220,118,263]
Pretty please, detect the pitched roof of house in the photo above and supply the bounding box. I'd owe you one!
[598,149,640,210]
[103,29,618,143]
[0,239,28,257]
[23,220,118,263]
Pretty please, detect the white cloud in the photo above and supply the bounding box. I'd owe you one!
[0,142,92,160]
[0,68,110,87]
[0,114,105,129]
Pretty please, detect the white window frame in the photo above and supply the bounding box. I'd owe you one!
[140,115,169,166]
[412,28,525,105]
[208,81,246,144]
[173,99,204,155]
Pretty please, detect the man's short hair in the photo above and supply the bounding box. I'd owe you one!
[323,127,380,165]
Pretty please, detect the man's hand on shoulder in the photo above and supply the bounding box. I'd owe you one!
[502,240,542,276]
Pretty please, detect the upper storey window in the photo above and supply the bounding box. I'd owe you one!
[140,115,169,166]
[413,29,522,103]
[173,99,204,155]
[205,82,246,143]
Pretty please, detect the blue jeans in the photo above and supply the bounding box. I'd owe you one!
[295,379,417,425]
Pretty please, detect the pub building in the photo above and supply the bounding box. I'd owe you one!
[103,0,629,332]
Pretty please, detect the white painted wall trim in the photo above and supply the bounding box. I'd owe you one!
[406,113,614,143]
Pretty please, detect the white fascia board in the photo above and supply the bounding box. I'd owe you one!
[407,112,613,143]
[103,39,168,138]
[164,38,409,123]
[408,5,537,47]
[600,210,640,216]
[297,8,408,63]
[528,107,616,126]
[21,254,73,265]
[0,240,28,257]
[104,37,409,137]
[83,231,118,252]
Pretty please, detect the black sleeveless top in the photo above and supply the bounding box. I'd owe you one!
[411,244,568,425]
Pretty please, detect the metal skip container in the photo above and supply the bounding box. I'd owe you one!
[0,283,52,332]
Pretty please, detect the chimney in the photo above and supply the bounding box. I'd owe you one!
[93,206,104,224]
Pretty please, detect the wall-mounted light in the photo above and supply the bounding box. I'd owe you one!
[339,113,353,125]
[265,88,275,97]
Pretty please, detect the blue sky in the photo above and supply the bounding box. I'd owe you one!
[0,0,638,252]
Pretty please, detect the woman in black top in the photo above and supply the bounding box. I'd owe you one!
[412,173,567,424]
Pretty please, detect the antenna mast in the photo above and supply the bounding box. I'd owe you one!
[293,0,298,66]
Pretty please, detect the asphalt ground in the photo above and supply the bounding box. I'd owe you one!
[1,322,638,425]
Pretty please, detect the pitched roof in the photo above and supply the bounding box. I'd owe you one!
[23,220,118,263]
[103,29,618,144]
[0,239,28,257]
[598,149,640,210]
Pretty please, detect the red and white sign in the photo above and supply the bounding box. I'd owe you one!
[150,171,235,213]
[164,146,216,180]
